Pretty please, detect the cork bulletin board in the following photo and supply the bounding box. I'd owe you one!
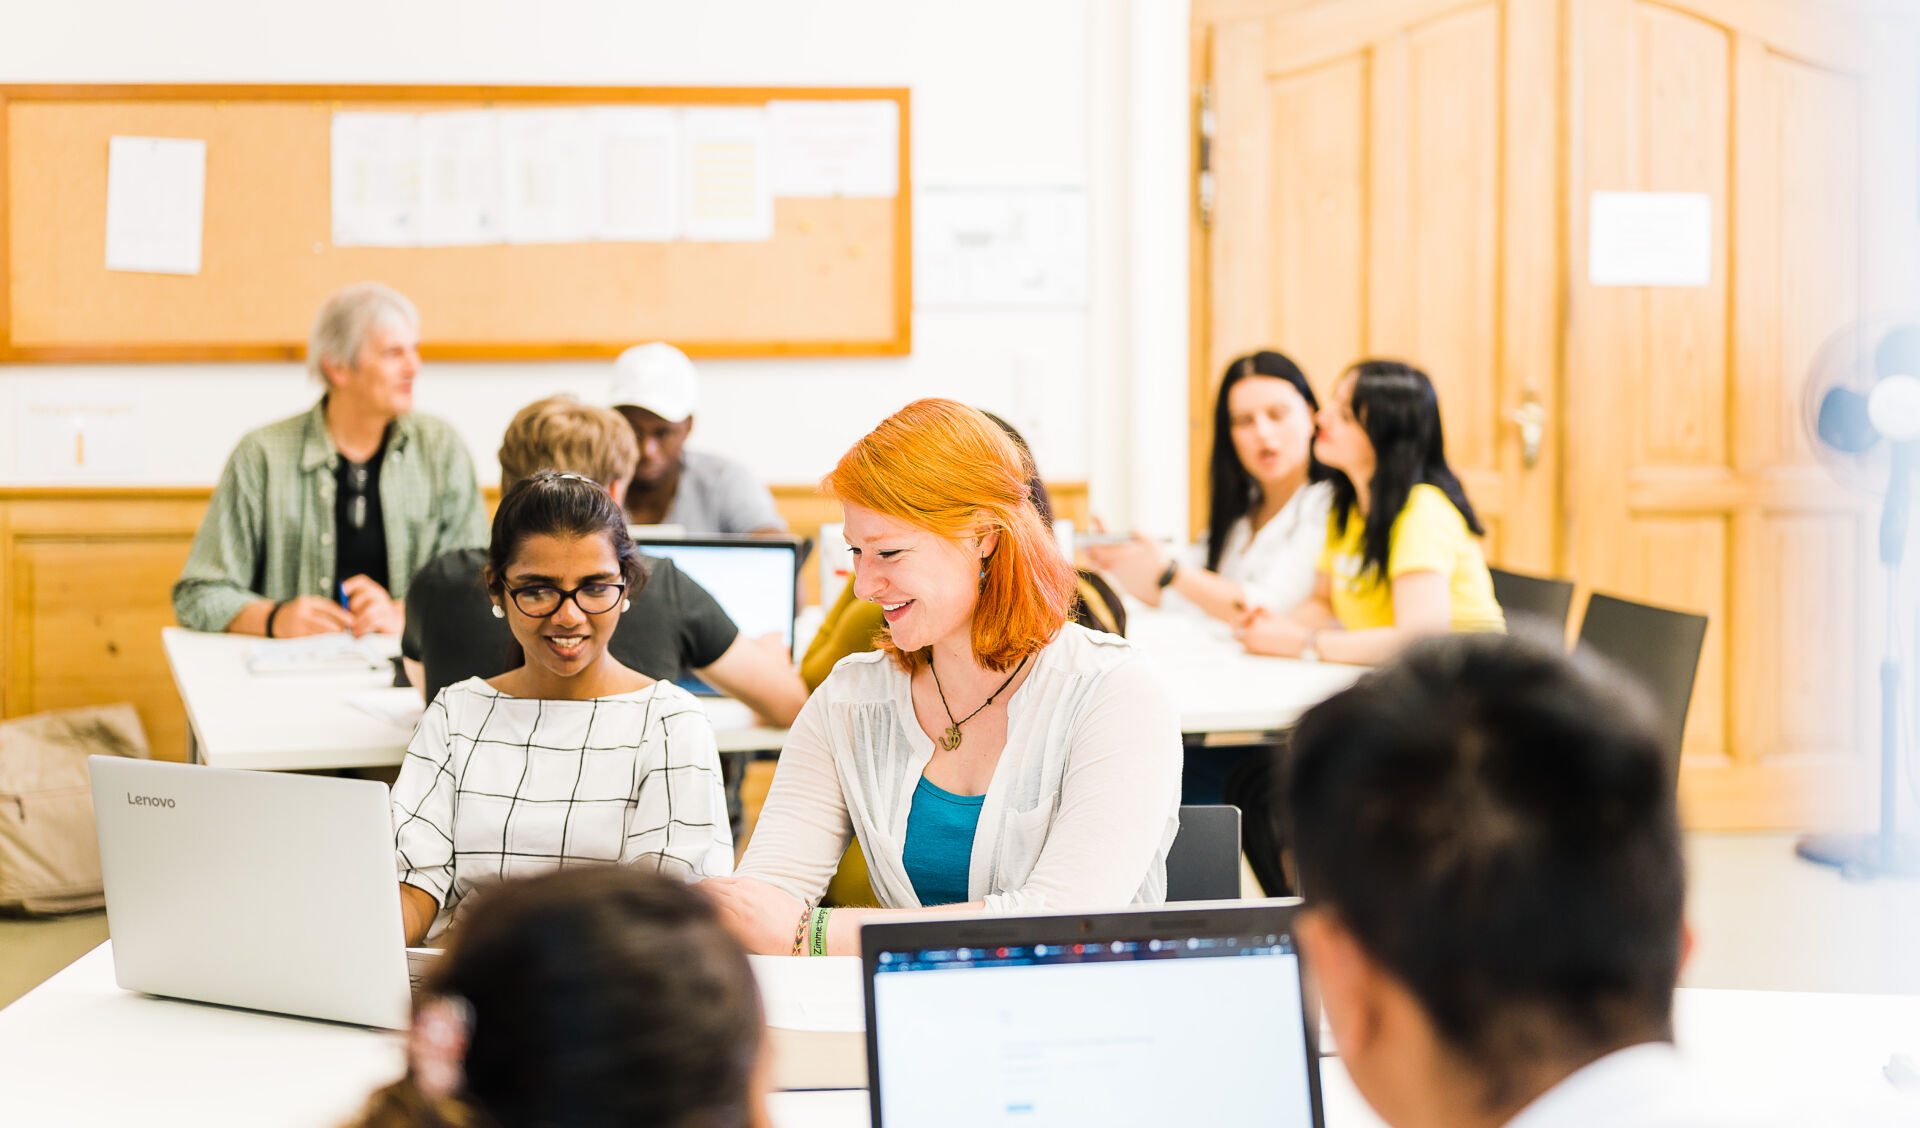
[0,84,911,361]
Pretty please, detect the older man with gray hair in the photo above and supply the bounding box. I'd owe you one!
[173,282,485,638]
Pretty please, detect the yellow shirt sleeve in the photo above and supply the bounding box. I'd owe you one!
[800,579,886,690]
[1387,485,1465,579]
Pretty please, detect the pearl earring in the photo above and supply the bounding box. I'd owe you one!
[490,604,505,619]
[622,598,632,613]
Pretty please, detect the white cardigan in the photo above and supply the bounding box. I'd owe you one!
[738,623,1182,913]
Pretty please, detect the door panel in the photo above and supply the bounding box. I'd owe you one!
[1204,0,1559,572]
[1197,0,1915,827]
[1570,0,1903,827]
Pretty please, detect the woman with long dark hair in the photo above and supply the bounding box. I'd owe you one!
[1088,351,1332,622]
[1240,360,1503,665]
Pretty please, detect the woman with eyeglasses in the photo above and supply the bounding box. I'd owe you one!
[392,470,732,945]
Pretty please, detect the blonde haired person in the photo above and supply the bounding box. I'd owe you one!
[173,282,485,638]
[702,400,1181,957]
[401,394,807,725]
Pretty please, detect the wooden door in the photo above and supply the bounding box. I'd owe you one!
[1567,0,1919,828]
[1195,0,1562,572]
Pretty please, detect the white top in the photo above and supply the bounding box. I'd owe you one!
[738,623,1182,913]
[392,678,733,939]
[1179,480,1332,613]
[1503,1041,1911,1128]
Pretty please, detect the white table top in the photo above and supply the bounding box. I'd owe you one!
[162,627,791,771]
[6,942,1913,1128]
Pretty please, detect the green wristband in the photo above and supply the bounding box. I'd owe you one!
[809,908,832,958]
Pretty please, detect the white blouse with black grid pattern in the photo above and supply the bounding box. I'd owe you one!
[392,677,733,940]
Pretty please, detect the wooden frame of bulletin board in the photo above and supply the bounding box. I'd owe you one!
[0,84,911,361]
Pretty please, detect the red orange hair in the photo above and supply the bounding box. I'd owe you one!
[823,399,1076,673]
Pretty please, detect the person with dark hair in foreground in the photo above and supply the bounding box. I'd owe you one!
[1284,633,1744,1127]
[347,868,768,1128]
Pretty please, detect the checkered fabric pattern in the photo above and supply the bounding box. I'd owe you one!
[393,677,732,939]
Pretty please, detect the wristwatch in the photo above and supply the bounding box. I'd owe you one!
[1299,630,1320,663]
[1155,559,1179,589]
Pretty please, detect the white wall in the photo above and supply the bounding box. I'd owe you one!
[0,0,1188,532]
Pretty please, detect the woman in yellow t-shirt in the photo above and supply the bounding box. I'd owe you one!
[1240,360,1503,665]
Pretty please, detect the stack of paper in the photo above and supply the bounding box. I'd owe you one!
[245,634,386,676]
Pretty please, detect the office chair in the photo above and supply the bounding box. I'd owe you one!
[1166,804,1243,901]
[1489,566,1577,634]
[1574,592,1709,774]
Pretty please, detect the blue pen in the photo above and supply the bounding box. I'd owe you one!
[338,582,350,610]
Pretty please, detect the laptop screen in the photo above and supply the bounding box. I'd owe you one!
[865,910,1321,1127]
[630,536,799,693]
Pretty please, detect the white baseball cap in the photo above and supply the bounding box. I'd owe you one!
[609,343,698,423]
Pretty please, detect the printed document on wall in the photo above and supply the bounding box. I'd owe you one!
[104,135,206,274]
[767,100,898,198]
[916,186,1089,307]
[595,106,680,241]
[331,113,422,246]
[498,109,598,244]
[419,111,505,246]
[683,108,773,241]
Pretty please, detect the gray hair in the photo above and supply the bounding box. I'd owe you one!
[307,282,419,384]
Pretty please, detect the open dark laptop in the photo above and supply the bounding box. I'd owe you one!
[860,901,1324,1127]
[627,533,802,696]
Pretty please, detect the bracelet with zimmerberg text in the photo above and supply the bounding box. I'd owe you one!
[809,908,833,958]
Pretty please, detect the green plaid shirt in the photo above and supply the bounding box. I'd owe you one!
[172,398,488,632]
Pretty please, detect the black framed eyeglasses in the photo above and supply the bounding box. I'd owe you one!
[505,581,628,618]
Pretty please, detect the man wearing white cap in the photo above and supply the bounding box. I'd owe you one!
[610,343,787,535]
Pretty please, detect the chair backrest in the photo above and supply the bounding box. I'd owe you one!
[1574,592,1709,771]
[1489,567,1577,634]
[1167,804,1242,902]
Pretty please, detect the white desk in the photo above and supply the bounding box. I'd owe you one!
[6,942,1913,1127]
[163,612,1353,772]
[162,627,791,771]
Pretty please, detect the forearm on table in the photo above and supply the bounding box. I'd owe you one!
[1314,624,1434,665]
[1169,566,1247,621]
[821,902,985,957]
[222,598,275,636]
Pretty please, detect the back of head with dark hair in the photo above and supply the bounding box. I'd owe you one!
[353,867,764,1128]
[1208,351,1329,572]
[485,470,648,598]
[1329,360,1484,581]
[1284,633,1683,1101]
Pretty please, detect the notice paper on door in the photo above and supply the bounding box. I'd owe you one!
[104,135,207,275]
[1588,191,1712,287]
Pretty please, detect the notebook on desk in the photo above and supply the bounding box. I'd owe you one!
[628,533,803,696]
[860,901,1325,1127]
[89,757,412,1030]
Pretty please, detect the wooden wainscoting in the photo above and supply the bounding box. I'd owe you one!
[0,482,1089,764]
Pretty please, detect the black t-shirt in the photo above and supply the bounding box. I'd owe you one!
[401,548,741,703]
[334,432,391,592]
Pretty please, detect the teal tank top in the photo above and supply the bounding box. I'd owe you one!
[902,775,984,906]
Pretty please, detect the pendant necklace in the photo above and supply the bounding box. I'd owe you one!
[928,653,1030,751]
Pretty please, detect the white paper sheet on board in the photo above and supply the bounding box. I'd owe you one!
[594,106,681,241]
[331,113,422,246]
[1588,191,1713,286]
[767,99,899,198]
[916,185,1089,307]
[498,109,599,244]
[682,107,773,241]
[418,111,505,246]
[13,396,147,479]
[104,135,206,274]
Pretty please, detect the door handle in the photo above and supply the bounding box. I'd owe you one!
[1512,396,1546,469]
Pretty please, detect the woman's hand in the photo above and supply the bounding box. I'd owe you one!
[1085,531,1171,602]
[1235,606,1310,657]
[699,875,806,956]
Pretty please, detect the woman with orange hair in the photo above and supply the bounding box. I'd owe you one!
[701,400,1181,957]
